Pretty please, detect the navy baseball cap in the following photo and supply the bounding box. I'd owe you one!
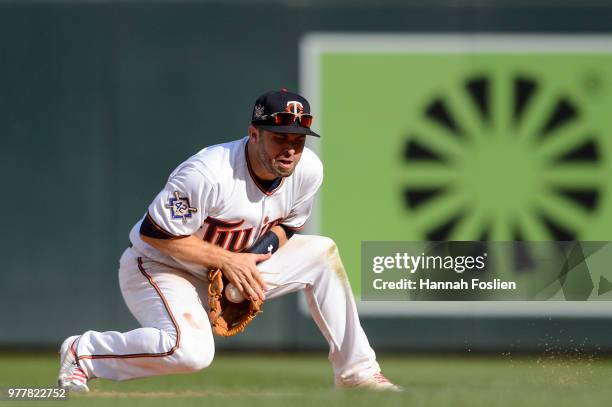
[251,89,320,137]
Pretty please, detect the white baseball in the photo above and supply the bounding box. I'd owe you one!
[225,283,245,303]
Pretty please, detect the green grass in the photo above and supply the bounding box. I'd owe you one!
[0,352,611,406]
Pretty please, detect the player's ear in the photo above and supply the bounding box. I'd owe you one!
[248,124,260,143]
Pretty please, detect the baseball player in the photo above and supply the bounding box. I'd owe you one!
[57,89,401,392]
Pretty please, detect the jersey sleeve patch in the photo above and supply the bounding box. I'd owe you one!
[146,164,213,237]
[164,191,198,223]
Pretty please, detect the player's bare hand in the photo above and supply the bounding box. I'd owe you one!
[220,252,271,302]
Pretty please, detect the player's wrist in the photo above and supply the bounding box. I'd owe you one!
[246,231,279,255]
[214,249,235,271]
[199,240,232,271]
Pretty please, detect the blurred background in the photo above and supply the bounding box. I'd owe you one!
[1,0,612,354]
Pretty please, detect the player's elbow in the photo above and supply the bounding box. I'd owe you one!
[140,233,167,250]
[140,233,155,244]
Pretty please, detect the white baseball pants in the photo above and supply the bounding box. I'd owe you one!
[73,235,380,386]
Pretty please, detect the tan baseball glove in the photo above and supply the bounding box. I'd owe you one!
[207,269,263,337]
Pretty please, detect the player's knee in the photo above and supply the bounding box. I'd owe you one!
[312,235,337,256]
[176,348,214,372]
[313,236,341,264]
[188,349,214,372]
[312,236,350,283]
[175,339,215,372]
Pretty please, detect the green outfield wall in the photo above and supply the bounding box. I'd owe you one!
[1,1,612,352]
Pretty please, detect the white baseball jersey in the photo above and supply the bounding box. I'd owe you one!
[129,136,323,278]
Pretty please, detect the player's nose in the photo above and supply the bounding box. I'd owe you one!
[282,145,296,156]
[285,141,303,155]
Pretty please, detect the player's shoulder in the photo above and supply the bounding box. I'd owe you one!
[295,146,323,180]
[178,137,247,181]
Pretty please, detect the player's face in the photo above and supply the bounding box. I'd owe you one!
[249,126,306,179]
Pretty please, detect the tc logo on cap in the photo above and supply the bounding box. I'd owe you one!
[285,101,304,115]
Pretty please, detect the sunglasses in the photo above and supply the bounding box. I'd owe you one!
[257,112,314,128]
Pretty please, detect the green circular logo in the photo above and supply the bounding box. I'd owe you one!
[403,74,603,241]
